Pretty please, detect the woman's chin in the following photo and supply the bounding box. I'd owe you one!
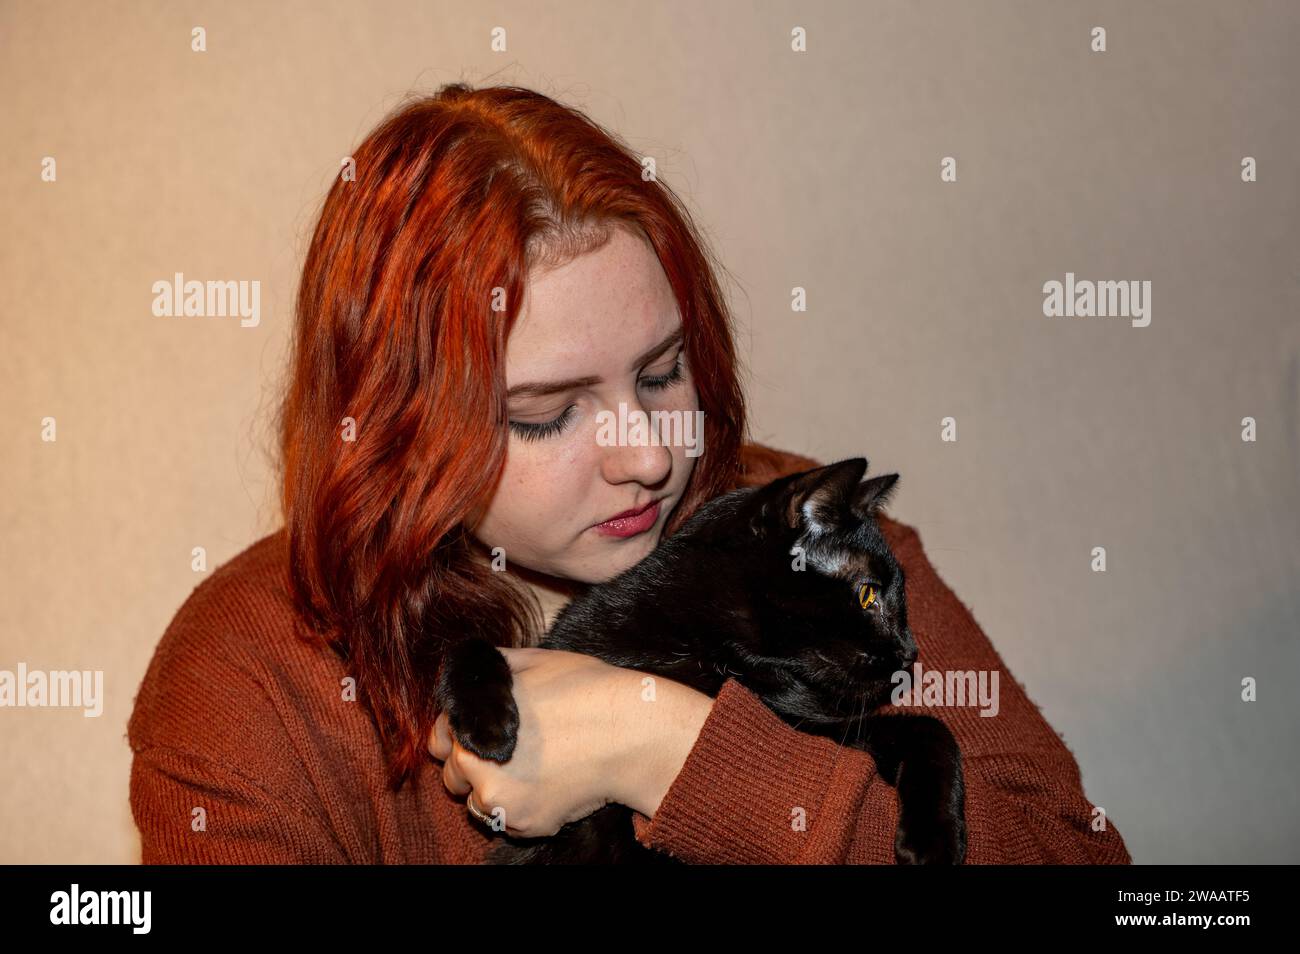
[589,532,659,580]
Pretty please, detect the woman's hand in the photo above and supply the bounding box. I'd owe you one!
[428,646,713,838]
[429,646,623,838]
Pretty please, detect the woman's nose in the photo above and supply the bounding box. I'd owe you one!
[597,402,674,486]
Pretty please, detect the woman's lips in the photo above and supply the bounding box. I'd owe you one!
[592,499,662,538]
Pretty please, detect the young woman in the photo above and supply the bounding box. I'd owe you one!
[127,83,1131,864]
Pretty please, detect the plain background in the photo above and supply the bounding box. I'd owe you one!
[2,0,1297,864]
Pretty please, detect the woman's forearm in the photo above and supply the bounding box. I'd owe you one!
[606,668,714,818]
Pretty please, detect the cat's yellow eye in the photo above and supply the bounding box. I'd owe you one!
[858,583,877,609]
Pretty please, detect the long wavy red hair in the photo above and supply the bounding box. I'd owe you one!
[275,83,752,791]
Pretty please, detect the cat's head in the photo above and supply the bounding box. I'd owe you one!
[682,457,917,722]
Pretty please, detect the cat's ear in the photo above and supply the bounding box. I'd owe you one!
[770,457,869,532]
[851,472,900,517]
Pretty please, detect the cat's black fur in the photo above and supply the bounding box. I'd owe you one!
[435,458,967,864]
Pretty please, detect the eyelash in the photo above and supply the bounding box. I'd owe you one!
[510,405,576,442]
[641,354,685,392]
[508,354,686,442]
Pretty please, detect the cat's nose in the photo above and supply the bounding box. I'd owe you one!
[897,629,918,667]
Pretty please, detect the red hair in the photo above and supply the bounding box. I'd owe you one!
[276,84,749,790]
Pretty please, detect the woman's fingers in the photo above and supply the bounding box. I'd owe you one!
[429,711,452,761]
[438,745,473,797]
[498,646,547,672]
[433,645,543,760]
[430,713,477,798]
[499,645,587,672]
[429,651,532,762]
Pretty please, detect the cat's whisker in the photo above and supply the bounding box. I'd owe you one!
[835,686,857,749]
[838,690,865,749]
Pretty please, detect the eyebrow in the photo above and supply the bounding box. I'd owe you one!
[506,328,684,399]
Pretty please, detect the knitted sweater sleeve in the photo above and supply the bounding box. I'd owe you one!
[127,576,349,864]
[130,745,349,864]
[628,519,1133,865]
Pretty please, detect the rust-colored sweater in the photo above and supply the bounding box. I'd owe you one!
[127,444,1132,864]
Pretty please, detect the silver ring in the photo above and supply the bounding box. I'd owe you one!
[466,792,493,825]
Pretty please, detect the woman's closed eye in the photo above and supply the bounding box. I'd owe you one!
[507,353,687,441]
[509,404,577,442]
[639,353,684,392]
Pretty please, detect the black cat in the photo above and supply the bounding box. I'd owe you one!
[435,458,967,864]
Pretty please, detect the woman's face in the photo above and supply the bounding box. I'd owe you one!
[466,225,701,591]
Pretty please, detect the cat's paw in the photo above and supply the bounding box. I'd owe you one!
[450,688,520,762]
[894,809,967,865]
[434,637,520,762]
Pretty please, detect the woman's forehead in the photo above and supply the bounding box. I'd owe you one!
[507,236,681,383]
[519,229,671,328]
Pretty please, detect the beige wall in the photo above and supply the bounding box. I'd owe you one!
[2,0,1297,863]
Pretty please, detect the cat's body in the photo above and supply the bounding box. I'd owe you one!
[436,458,967,864]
